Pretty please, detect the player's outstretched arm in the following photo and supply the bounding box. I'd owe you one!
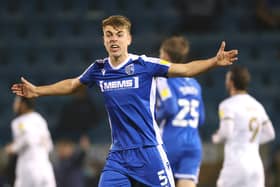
[11,77,85,98]
[168,41,238,77]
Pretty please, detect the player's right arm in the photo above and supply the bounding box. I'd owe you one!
[6,121,28,154]
[212,102,234,144]
[11,77,85,98]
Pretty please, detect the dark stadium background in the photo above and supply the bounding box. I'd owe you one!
[0,0,279,186]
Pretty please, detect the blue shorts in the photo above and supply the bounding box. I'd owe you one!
[98,145,175,187]
[167,147,201,183]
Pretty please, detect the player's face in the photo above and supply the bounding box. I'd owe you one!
[103,25,131,59]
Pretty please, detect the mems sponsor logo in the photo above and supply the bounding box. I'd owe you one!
[99,77,139,92]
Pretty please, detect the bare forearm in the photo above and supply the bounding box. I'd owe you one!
[36,79,81,96]
[168,57,217,77]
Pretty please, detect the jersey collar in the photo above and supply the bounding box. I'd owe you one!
[108,54,132,70]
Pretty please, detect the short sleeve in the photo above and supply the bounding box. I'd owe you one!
[10,120,27,153]
[140,55,171,77]
[79,62,96,88]
[219,102,234,121]
[156,77,172,101]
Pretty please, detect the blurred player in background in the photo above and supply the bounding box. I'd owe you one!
[156,36,205,187]
[212,66,275,187]
[11,15,238,187]
[4,96,56,187]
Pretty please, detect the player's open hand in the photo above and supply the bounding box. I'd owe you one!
[215,41,238,66]
[11,77,38,98]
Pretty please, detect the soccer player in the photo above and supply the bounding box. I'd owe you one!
[156,36,205,187]
[212,66,275,187]
[11,15,238,187]
[4,96,56,187]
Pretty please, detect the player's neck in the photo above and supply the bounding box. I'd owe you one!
[230,89,247,96]
[109,54,129,67]
[20,109,34,115]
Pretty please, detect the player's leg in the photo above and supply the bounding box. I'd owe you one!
[41,163,56,187]
[177,179,196,187]
[15,176,34,187]
[14,170,36,187]
[174,148,202,187]
[126,145,175,187]
[99,150,133,187]
[99,170,131,187]
[216,167,243,187]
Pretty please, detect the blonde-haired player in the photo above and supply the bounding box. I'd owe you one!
[5,96,56,187]
[212,66,275,187]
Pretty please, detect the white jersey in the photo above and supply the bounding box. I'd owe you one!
[10,112,56,187]
[212,94,275,187]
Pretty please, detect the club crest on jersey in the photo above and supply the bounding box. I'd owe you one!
[125,64,134,75]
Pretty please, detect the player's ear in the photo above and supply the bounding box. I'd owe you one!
[128,34,132,46]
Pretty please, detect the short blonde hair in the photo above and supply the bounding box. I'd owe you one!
[102,15,131,33]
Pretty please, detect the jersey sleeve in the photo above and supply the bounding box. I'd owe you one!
[259,106,275,144]
[212,102,235,143]
[10,120,28,153]
[79,62,96,88]
[157,77,172,101]
[156,78,178,122]
[140,55,171,77]
[219,101,234,121]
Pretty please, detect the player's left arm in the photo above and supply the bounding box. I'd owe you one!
[212,104,234,144]
[259,119,275,144]
[167,41,238,77]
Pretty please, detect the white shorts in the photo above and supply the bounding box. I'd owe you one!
[217,166,264,187]
[15,163,56,187]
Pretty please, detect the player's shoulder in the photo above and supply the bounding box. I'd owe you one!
[11,116,21,127]
[138,54,158,62]
[184,77,201,88]
[246,94,266,111]
[129,53,140,61]
[220,94,259,109]
[31,111,46,120]
[84,58,108,70]
[22,112,47,125]
[129,54,170,67]
[93,58,107,68]
[219,97,234,109]
[10,113,30,130]
[181,77,202,93]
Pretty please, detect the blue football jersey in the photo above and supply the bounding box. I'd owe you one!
[156,77,205,150]
[79,54,170,151]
